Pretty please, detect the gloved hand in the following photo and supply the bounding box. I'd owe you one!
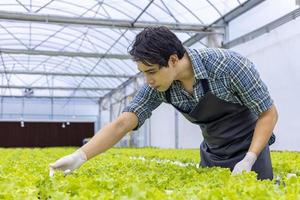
[232,152,257,175]
[49,149,87,176]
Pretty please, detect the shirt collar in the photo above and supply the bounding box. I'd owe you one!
[185,47,208,80]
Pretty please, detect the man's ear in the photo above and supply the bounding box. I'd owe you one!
[168,54,179,67]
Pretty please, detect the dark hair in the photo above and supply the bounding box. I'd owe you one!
[128,26,185,67]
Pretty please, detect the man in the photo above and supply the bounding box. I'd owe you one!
[50,27,278,180]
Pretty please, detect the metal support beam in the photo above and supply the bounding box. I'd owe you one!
[0,11,223,32]
[218,0,266,25]
[0,95,101,99]
[50,97,53,119]
[97,99,102,131]
[183,32,212,46]
[223,8,300,48]
[101,73,142,100]
[0,85,113,91]
[21,97,25,119]
[100,0,267,102]
[0,48,131,59]
[0,69,133,78]
[109,95,113,122]
[0,97,3,118]
[183,0,266,46]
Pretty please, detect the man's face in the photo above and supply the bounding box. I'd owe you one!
[137,62,175,92]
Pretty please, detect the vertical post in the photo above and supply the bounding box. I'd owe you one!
[207,33,223,48]
[50,97,53,119]
[97,99,102,134]
[0,75,2,119]
[51,76,54,119]
[109,95,113,122]
[175,109,179,149]
[0,97,3,119]
[224,22,229,45]
[123,86,131,147]
[21,97,25,120]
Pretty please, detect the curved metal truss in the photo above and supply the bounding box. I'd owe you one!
[0,0,260,100]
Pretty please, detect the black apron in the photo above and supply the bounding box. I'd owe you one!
[165,79,274,180]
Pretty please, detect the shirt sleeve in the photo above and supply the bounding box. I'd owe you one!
[122,84,162,130]
[228,51,274,116]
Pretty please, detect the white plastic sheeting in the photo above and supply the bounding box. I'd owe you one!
[138,0,300,150]
[0,98,99,131]
[0,0,246,98]
[231,16,300,150]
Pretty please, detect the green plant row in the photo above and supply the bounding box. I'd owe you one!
[0,148,299,200]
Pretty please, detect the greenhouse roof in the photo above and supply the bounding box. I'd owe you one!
[0,0,263,100]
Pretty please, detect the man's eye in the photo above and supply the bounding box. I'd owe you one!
[149,71,156,74]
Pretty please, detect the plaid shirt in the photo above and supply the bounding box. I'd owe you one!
[123,48,273,130]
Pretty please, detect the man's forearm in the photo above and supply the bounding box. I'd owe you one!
[80,112,138,160]
[248,105,278,156]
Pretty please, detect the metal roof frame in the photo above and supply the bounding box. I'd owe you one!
[0,69,133,78]
[223,7,300,48]
[0,48,132,59]
[183,0,266,46]
[101,0,266,101]
[0,11,223,32]
[0,84,113,91]
[0,95,101,99]
[0,0,265,101]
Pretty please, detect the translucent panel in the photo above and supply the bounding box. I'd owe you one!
[138,0,222,24]
[229,0,299,40]
[37,0,102,17]
[1,54,137,75]
[0,1,31,12]
[208,0,239,15]
[139,1,176,23]
[99,1,147,19]
[0,0,246,98]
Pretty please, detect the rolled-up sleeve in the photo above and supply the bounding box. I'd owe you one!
[123,84,162,130]
[229,52,273,116]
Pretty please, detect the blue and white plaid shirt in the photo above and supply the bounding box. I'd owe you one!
[123,48,273,130]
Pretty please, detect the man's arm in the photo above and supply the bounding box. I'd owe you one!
[81,84,162,159]
[248,104,278,156]
[49,112,138,175]
[81,112,138,160]
[227,50,277,154]
[232,104,278,175]
[227,51,278,175]
[50,85,161,175]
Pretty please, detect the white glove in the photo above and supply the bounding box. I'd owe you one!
[232,152,257,175]
[49,149,87,176]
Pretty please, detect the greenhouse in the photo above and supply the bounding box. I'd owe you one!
[0,0,300,199]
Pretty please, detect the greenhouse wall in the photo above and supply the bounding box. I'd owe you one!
[0,98,100,132]
[150,103,175,148]
[147,103,202,149]
[230,1,300,151]
[177,113,202,149]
